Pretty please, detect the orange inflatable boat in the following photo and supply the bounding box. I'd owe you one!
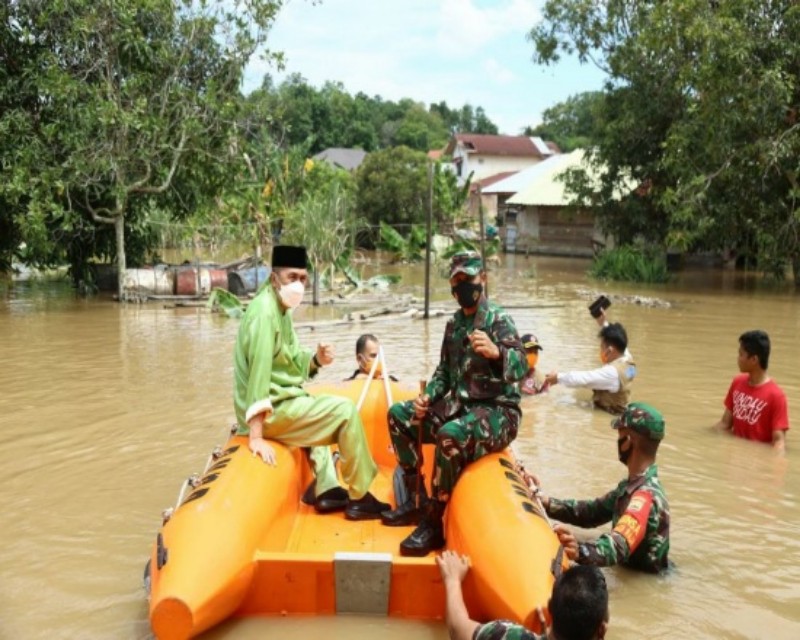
[145,379,567,639]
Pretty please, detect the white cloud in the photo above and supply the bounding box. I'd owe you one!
[481,58,516,85]
[242,0,605,134]
[436,0,541,52]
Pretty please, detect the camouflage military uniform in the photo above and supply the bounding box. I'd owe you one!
[473,620,544,640]
[387,295,528,501]
[547,464,669,572]
[546,403,670,573]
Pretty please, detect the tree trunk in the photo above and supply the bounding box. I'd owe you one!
[792,255,800,288]
[115,214,126,300]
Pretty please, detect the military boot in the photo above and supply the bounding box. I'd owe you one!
[399,499,446,557]
[381,472,428,527]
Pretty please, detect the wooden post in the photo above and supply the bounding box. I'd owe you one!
[424,162,433,319]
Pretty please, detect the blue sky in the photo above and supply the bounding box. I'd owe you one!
[244,0,607,136]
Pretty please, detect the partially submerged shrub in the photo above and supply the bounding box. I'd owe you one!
[589,246,669,283]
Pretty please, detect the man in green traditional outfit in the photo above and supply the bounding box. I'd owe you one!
[233,245,390,520]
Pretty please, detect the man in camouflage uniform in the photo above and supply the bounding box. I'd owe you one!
[381,251,528,556]
[534,402,670,573]
[436,550,609,640]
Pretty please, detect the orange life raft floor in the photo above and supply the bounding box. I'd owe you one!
[147,380,566,640]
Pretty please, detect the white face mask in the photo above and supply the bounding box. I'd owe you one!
[276,279,304,309]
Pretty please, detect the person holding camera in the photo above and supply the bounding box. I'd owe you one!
[544,297,635,415]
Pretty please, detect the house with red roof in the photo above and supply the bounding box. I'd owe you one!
[443,133,560,184]
[438,134,561,223]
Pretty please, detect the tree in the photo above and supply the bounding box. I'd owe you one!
[283,179,359,305]
[529,0,800,282]
[356,146,429,236]
[431,101,499,135]
[392,103,449,152]
[524,91,603,151]
[432,163,471,229]
[1,0,286,297]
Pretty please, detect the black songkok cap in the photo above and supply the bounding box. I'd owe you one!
[271,245,308,269]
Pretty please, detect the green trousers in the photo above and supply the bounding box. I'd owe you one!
[267,394,377,499]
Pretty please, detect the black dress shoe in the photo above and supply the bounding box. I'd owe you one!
[344,492,391,521]
[314,487,349,514]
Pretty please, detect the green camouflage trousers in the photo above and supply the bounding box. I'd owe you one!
[388,399,519,501]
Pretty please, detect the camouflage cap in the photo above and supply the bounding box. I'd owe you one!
[611,402,665,441]
[449,250,483,278]
[521,333,543,351]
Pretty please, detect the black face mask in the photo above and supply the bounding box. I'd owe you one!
[451,281,483,308]
[617,435,632,465]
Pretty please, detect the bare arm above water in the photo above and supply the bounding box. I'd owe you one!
[712,409,733,432]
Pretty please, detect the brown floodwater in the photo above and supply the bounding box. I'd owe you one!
[1,254,798,639]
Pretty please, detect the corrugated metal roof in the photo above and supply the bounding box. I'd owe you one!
[530,136,554,156]
[473,171,519,192]
[481,154,566,195]
[501,149,633,207]
[506,150,584,206]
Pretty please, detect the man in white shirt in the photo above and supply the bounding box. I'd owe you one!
[545,322,635,415]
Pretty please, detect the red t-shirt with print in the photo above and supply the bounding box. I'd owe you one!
[724,373,790,443]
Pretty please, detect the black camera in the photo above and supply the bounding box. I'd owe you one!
[588,295,611,319]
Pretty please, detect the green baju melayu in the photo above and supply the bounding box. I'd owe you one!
[233,284,377,499]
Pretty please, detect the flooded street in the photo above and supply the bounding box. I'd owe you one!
[1,254,798,639]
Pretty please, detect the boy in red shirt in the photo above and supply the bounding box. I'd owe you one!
[713,330,789,453]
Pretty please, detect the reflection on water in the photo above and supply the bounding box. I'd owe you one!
[1,256,799,639]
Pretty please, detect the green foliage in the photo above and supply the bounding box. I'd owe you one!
[246,76,499,154]
[441,237,501,260]
[377,222,426,262]
[433,163,471,227]
[207,287,245,319]
[0,0,287,295]
[524,91,603,151]
[589,246,669,284]
[281,174,364,303]
[529,0,800,283]
[393,103,450,152]
[330,253,401,290]
[356,146,429,234]
[365,274,402,288]
[429,102,499,135]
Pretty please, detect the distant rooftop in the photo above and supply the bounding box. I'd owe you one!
[444,134,560,158]
[313,148,368,171]
[470,171,519,194]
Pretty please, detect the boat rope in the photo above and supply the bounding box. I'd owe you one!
[203,446,225,474]
[510,445,554,529]
[175,473,202,509]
